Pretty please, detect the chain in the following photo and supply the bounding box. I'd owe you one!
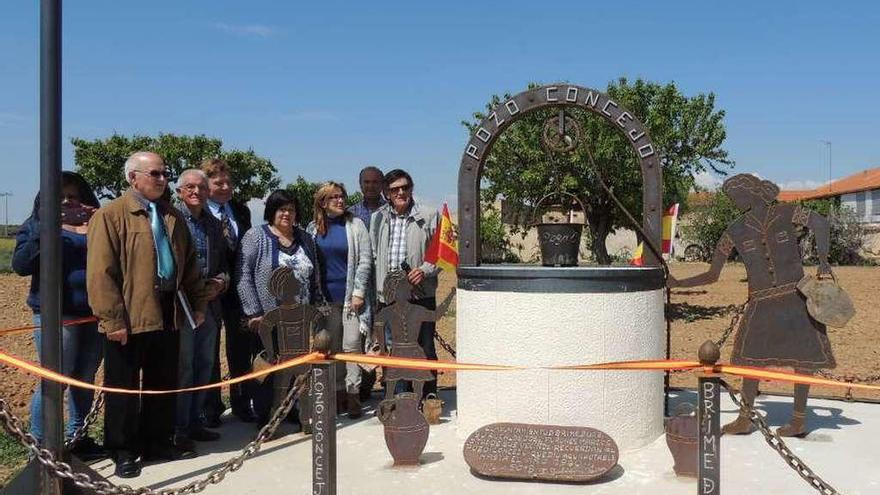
[720,379,841,495]
[0,374,307,495]
[815,370,880,401]
[433,332,456,359]
[64,391,105,449]
[714,303,745,348]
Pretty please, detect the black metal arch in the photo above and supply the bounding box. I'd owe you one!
[457,84,663,267]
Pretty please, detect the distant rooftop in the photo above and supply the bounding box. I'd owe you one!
[778,167,880,202]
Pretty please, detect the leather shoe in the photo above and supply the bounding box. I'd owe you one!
[190,427,221,442]
[233,407,258,423]
[114,451,141,479]
[148,440,197,461]
[203,415,223,428]
[69,436,108,463]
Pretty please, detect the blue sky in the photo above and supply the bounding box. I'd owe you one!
[1,1,878,223]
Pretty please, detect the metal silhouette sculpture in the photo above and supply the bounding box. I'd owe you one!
[669,174,840,437]
[258,266,326,429]
[375,270,437,402]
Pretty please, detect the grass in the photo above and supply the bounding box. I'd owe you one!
[0,238,14,274]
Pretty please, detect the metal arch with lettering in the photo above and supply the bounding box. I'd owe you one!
[457,84,663,266]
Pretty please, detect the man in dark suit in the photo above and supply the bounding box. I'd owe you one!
[201,158,260,424]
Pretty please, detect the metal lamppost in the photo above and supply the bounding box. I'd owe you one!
[821,140,832,186]
[0,193,11,237]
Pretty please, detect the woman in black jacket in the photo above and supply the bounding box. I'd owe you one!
[12,171,105,460]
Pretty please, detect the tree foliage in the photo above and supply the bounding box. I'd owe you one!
[679,192,740,261]
[798,199,868,265]
[464,78,733,264]
[284,177,362,228]
[72,133,280,201]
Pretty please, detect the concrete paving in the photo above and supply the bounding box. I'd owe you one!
[89,389,880,494]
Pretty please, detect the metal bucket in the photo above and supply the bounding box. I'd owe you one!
[532,192,585,267]
[536,223,583,267]
[664,403,698,477]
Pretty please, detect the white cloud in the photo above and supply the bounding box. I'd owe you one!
[213,22,278,38]
[778,179,827,191]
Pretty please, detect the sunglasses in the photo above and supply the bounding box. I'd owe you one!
[134,169,172,180]
[387,184,412,194]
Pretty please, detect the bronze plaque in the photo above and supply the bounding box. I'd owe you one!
[463,423,619,482]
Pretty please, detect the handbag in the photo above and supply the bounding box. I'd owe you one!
[797,274,855,328]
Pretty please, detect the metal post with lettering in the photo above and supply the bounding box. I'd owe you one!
[311,361,337,495]
[697,341,721,495]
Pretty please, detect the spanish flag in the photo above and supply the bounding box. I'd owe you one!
[661,203,680,258]
[630,242,645,266]
[425,203,459,271]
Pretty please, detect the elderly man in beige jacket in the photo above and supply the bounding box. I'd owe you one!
[87,151,206,478]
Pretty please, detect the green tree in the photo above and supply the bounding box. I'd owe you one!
[680,192,740,261]
[464,78,733,264]
[285,177,365,228]
[72,133,280,201]
[798,199,867,265]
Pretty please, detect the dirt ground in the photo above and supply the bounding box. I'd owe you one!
[0,264,877,481]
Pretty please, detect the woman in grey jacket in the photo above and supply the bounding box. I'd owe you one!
[308,181,372,418]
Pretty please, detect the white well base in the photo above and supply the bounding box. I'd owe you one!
[455,288,665,451]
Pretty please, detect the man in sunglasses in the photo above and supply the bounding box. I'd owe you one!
[87,151,207,477]
[369,169,440,399]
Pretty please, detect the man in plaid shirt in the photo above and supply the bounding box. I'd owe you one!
[369,169,440,398]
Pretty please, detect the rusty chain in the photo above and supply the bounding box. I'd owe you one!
[433,331,456,359]
[64,391,105,449]
[815,370,880,401]
[720,379,841,495]
[0,374,306,495]
[713,303,745,349]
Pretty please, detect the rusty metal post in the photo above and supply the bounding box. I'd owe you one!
[697,341,721,495]
[39,0,63,494]
[311,361,336,495]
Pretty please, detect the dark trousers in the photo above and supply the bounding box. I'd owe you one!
[206,293,261,418]
[380,297,438,398]
[103,298,179,455]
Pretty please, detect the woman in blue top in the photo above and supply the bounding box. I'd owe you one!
[236,189,324,427]
[307,182,372,419]
[12,171,105,460]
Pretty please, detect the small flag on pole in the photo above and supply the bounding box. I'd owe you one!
[630,242,645,266]
[661,203,680,258]
[425,203,459,271]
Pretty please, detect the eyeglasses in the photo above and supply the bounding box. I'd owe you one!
[134,169,172,180]
[387,184,412,194]
[326,194,345,202]
[179,183,207,192]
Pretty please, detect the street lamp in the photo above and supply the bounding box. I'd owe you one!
[820,140,832,188]
[0,192,11,237]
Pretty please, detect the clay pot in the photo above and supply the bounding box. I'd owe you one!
[422,393,443,425]
[378,393,429,466]
[665,405,698,477]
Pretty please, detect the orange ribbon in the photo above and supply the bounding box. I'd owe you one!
[2,348,878,394]
[0,349,322,394]
[331,353,521,371]
[716,364,880,392]
[0,316,99,337]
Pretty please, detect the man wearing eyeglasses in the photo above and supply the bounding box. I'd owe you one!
[172,169,229,453]
[369,169,440,399]
[87,151,207,478]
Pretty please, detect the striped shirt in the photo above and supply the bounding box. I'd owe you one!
[387,206,412,272]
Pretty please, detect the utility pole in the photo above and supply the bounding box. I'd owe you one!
[820,140,832,187]
[0,193,10,237]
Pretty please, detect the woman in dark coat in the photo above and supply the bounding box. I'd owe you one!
[12,171,105,459]
[669,173,835,437]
